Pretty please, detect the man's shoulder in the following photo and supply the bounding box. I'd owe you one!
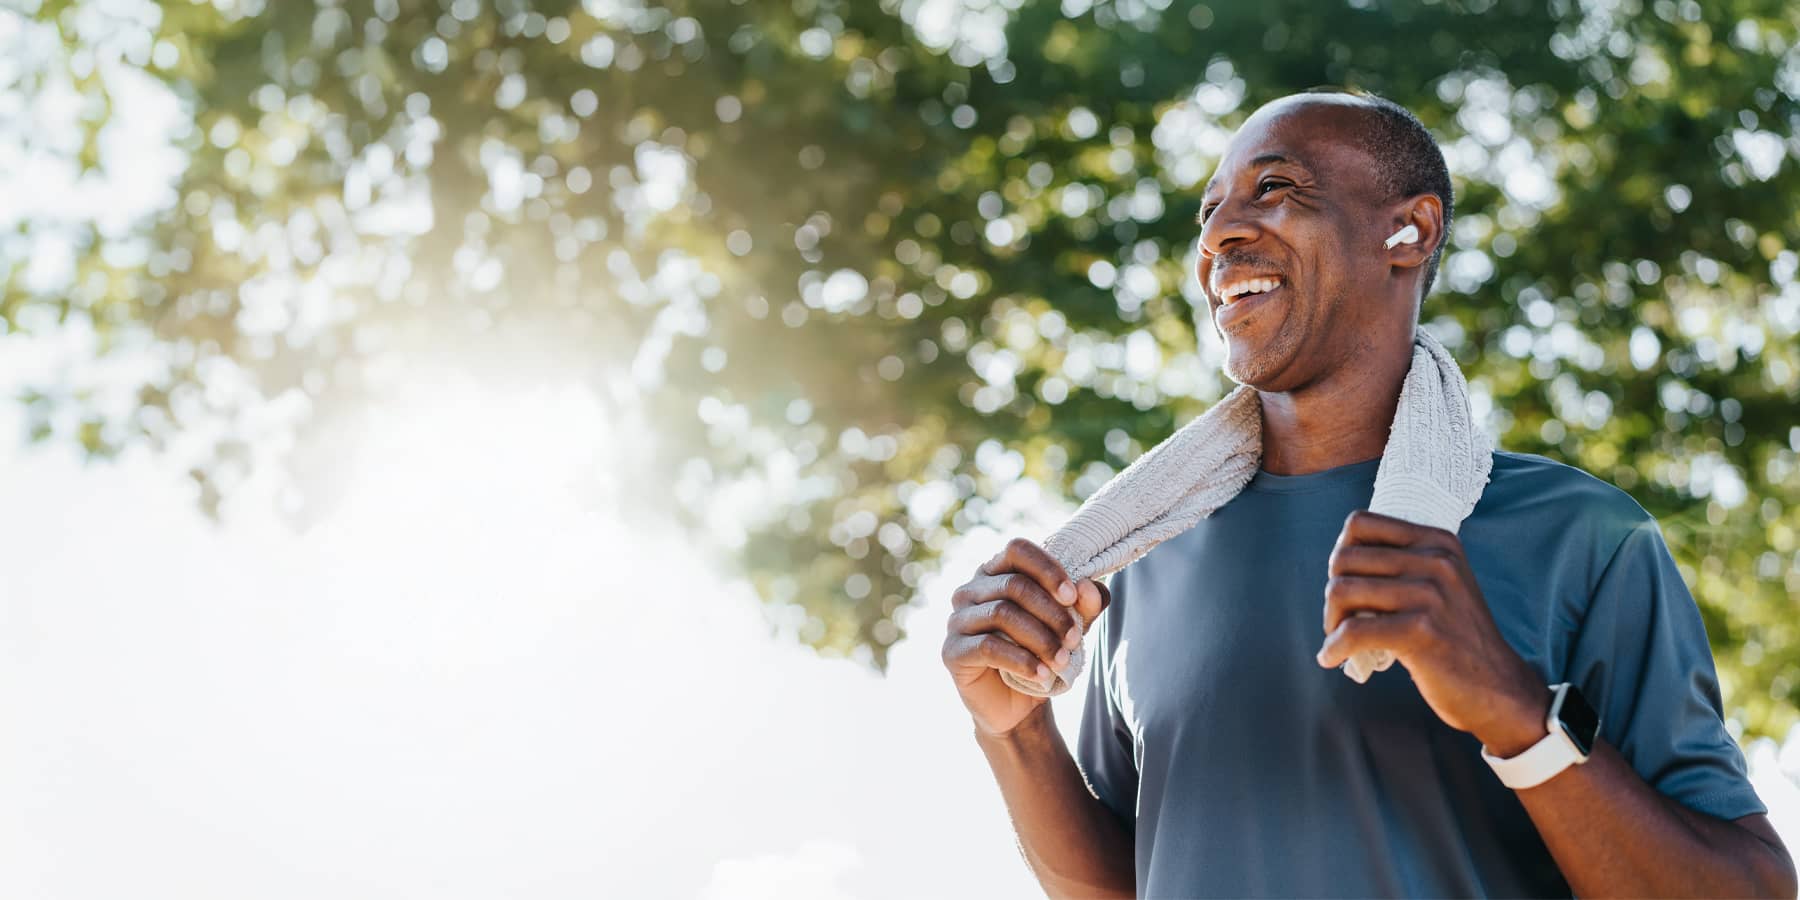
[1475,449,1659,554]
[1484,449,1648,510]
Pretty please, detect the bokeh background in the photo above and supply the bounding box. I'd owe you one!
[5,0,1800,896]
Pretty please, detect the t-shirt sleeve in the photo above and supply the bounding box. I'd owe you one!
[1075,567,1140,829]
[1561,516,1766,821]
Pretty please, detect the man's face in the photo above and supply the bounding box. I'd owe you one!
[1195,97,1395,392]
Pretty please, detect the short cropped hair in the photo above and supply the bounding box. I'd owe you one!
[1312,90,1455,298]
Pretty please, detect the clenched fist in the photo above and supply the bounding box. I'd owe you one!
[942,537,1111,737]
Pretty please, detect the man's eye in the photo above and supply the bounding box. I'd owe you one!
[1198,181,1286,224]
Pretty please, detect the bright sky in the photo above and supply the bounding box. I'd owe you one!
[0,335,1103,899]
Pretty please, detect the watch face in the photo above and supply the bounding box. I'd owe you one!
[1555,685,1600,756]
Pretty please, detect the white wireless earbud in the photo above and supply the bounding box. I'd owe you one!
[1383,224,1421,249]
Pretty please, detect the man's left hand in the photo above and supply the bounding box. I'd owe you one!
[1315,509,1551,755]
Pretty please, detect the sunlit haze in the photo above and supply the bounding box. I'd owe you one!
[0,334,1118,897]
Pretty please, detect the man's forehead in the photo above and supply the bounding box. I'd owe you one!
[1203,97,1373,194]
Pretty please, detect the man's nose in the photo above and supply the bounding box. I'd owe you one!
[1196,197,1260,259]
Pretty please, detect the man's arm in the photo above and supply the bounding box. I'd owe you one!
[942,539,1136,898]
[1479,707,1797,898]
[974,703,1136,899]
[1318,510,1796,898]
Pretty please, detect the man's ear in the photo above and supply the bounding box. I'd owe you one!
[1384,194,1444,270]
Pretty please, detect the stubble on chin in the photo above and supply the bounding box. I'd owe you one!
[1220,327,1302,391]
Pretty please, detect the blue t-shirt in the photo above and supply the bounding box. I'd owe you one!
[1076,450,1766,898]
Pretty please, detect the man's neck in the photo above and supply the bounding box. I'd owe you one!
[1255,339,1413,476]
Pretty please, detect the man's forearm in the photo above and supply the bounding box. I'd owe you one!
[974,705,1136,899]
[1486,711,1797,897]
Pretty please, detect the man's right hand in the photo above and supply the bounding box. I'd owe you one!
[942,537,1112,737]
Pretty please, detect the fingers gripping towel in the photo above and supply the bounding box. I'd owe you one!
[999,329,1493,698]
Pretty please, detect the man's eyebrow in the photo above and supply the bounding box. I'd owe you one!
[1247,152,1301,169]
[1201,152,1309,197]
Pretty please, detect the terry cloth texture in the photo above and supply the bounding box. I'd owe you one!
[999,328,1493,698]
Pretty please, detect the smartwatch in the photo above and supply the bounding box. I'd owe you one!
[1480,682,1600,790]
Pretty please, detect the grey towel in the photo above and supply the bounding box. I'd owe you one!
[1000,328,1493,698]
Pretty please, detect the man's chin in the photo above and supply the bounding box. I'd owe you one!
[1221,343,1306,393]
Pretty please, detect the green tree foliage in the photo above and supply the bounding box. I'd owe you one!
[7,0,1800,735]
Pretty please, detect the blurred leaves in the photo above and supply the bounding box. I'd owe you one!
[6,0,1800,736]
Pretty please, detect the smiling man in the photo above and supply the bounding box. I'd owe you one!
[942,91,1796,898]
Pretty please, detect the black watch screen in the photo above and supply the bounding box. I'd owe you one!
[1554,684,1600,757]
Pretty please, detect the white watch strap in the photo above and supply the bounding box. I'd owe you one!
[1481,726,1583,790]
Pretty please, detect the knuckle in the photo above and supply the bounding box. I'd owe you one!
[973,600,997,625]
[1003,604,1049,643]
[994,601,1032,634]
[1001,573,1032,602]
[1403,616,1432,645]
[966,635,995,666]
[1323,575,1348,601]
[1426,555,1456,581]
[1326,548,1344,575]
[1408,582,1437,608]
[970,633,1002,660]
[949,633,981,664]
[950,584,975,608]
[986,599,1015,626]
[1005,536,1034,557]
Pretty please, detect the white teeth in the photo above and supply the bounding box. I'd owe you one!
[1215,276,1282,303]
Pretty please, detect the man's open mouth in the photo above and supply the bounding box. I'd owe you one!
[1215,275,1285,305]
